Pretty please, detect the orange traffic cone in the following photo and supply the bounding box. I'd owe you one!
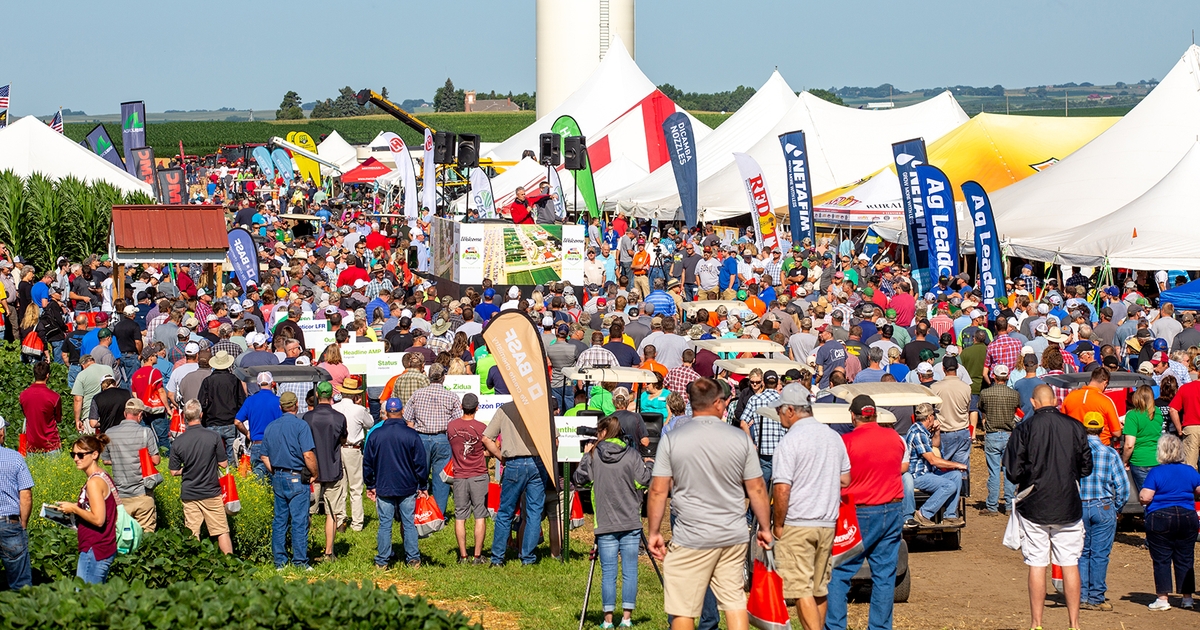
[139,447,162,488]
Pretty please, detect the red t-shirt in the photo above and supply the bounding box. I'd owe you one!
[19,382,61,452]
[131,366,166,413]
[447,417,488,477]
[365,231,390,252]
[889,293,915,327]
[1170,381,1200,427]
[842,422,905,506]
[336,266,369,289]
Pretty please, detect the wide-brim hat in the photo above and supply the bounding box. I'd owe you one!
[1044,326,1070,344]
[338,375,364,395]
[210,351,235,370]
[431,318,452,335]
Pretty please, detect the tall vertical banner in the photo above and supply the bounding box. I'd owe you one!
[120,101,147,176]
[893,138,931,294]
[251,146,275,181]
[561,224,586,285]
[915,164,959,281]
[422,129,436,213]
[128,147,158,198]
[227,228,260,291]
[551,115,599,217]
[733,152,779,251]
[379,132,418,219]
[156,168,185,204]
[288,131,322,186]
[84,124,125,170]
[468,168,497,219]
[458,223,485,285]
[863,228,883,266]
[270,148,294,182]
[962,181,1006,319]
[546,167,568,220]
[662,112,698,228]
[482,311,556,488]
[779,130,815,245]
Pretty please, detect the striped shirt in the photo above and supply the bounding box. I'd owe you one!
[403,384,463,434]
[1079,435,1129,502]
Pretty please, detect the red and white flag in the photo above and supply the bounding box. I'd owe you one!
[48,108,63,133]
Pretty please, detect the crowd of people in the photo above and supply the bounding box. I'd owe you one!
[0,197,1198,629]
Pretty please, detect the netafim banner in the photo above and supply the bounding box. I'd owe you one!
[468,168,497,219]
[120,101,146,176]
[915,164,959,281]
[128,147,158,198]
[422,129,436,213]
[663,112,698,228]
[251,146,275,181]
[156,168,185,204]
[379,132,418,218]
[893,138,931,294]
[227,228,260,291]
[551,115,599,218]
[270,148,294,182]
[733,152,779,251]
[482,310,556,487]
[962,181,1006,319]
[85,124,124,170]
[779,130,815,245]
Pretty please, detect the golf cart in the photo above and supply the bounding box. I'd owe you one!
[233,364,331,386]
[692,338,788,357]
[562,366,664,455]
[682,300,755,319]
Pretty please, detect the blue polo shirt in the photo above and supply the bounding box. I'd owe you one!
[236,389,284,441]
[30,281,50,309]
[80,329,101,356]
[261,412,314,471]
[719,257,740,292]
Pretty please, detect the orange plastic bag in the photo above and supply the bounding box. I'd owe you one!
[168,409,185,440]
[139,447,163,489]
[238,454,251,477]
[414,494,445,538]
[219,470,241,514]
[747,549,791,630]
[570,490,585,529]
[832,494,864,567]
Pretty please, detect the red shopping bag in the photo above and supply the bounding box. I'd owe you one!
[413,494,445,538]
[570,490,586,529]
[487,481,501,518]
[17,434,26,457]
[832,494,864,567]
[168,409,185,440]
[1051,563,1064,593]
[747,549,791,630]
[439,459,454,484]
[139,447,163,489]
[219,470,241,514]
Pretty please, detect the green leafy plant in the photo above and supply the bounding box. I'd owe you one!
[0,344,72,452]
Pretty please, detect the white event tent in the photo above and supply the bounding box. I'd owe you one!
[606,70,799,218]
[0,116,152,195]
[317,130,358,176]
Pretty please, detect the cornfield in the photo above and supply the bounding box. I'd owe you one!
[0,170,154,271]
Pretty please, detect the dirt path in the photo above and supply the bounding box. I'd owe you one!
[374,576,522,629]
[846,445,1172,630]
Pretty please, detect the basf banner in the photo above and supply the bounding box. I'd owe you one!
[733,152,779,251]
[251,146,275,181]
[663,112,698,228]
[962,181,1006,319]
[226,228,260,291]
[779,130,815,245]
[120,101,147,176]
[422,129,436,213]
[129,147,158,198]
[270,148,294,182]
[893,138,931,294]
[85,124,125,170]
[468,168,497,219]
[551,115,599,218]
[915,164,959,281]
[481,311,556,487]
[156,168,185,204]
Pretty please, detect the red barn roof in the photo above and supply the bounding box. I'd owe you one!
[112,205,228,251]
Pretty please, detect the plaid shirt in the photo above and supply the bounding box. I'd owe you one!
[194,301,213,324]
[984,333,1022,374]
[741,389,784,456]
[167,342,189,364]
[1079,435,1129,502]
[427,332,454,355]
[1045,369,1070,407]
[277,381,313,415]
[146,313,169,340]
[978,382,1021,432]
[664,364,701,405]
[1157,360,1193,386]
[906,422,937,477]
[574,345,619,369]
[391,369,430,406]
[403,383,462,433]
[365,277,394,300]
[212,339,242,359]
[763,260,783,285]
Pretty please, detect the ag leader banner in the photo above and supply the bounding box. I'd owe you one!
[663,112,698,228]
[779,130,815,245]
[893,138,932,295]
[733,152,779,251]
[915,164,959,281]
[481,311,556,488]
[128,147,158,198]
[85,124,125,170]
[120,101,147,176]
[156,168,185,204]
[962,181,1006,319]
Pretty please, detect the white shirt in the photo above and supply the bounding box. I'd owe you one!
[333,398,375,444]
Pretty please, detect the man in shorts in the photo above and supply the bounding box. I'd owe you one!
[1004,384,1092,630]
[646,377,773,629]
[761,384,849,630]
[447,393,490,563]
[168,399,232,554]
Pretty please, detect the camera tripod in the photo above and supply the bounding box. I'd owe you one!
[578,529,664,630]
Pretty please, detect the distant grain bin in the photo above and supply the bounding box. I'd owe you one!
[536,0,635,119]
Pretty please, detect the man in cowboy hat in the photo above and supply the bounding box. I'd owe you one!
[197,350,245,464]
[333,376,374,532]
[428,318,454,355]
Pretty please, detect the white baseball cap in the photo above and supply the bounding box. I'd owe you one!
[256,371,274,385]
[184,342,200,355]
[969,309,985,319]
[508,286,520,299]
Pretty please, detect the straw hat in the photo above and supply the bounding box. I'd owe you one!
[209,351,235,370]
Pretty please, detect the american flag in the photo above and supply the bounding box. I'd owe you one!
[0,85,8,130]
[48,109,62,133]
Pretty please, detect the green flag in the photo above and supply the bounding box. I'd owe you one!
[551,115,599,218]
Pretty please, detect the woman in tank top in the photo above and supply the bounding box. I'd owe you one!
[57,434,118,584]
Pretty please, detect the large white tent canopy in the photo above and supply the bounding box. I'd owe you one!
[317,130,358,175]
[0,116,152,195]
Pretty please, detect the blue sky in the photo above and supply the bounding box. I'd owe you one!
[4,0,1199,115]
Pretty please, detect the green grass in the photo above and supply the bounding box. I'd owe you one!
[1010,105,1135,117]
[529,267,563,284]
[506,270,535,285]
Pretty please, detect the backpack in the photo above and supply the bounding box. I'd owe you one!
[116,504,143,554]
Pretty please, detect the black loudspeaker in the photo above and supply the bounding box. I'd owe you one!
[457,133,481,168]
[539,132,562,166]
[433,131,457,164]
[564,135,587,170]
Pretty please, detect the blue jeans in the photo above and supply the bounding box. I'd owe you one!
[914,470,962,519]
[76,549,114,584]
[1130,465,1154,492]
[211,424,238,466]
[940,428,971,468]
[826,502,902,630]
[759,457,773,488]
[619,262,633,289]
[117,352,140,390]
[597,529,640,612]
[0,522,31,590]
[271,471,310,567]
[1080,499,1118,605]
[146,413,169,455]
[984,431,1015,512]
[683,283,698,302]
[1145,505,1199,595]
[67,364,81,389]
[491,456,547,565]
[551,384,573,416]
[419,433,451,515]
[49,340,64,365]
[250,442,270,480]
[375,494,419,565]
[901,472,915,521]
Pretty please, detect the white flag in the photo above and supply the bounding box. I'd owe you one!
[421,129,436,213]
[379,132,419,219]
[733,152,780,251]
[469,168,496,219]
[546,167,568,220]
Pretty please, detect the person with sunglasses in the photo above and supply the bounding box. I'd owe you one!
[56,434,118,584]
